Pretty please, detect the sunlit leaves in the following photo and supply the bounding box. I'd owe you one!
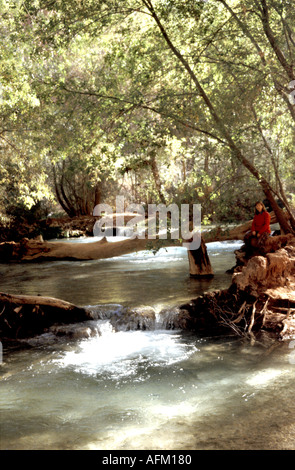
[0,0,294,223]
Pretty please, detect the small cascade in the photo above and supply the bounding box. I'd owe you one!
[86,303,126,320]
[87,303,194,332]
[85,303,194,332]
[14,302,196,350]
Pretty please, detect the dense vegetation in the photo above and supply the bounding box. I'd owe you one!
[0,0,294,240]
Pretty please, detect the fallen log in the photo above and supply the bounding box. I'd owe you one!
[0,292,91,341]
[1,235,295,345]
[0,211,282,264]
[0,235,156,262]
[202,210,280,243]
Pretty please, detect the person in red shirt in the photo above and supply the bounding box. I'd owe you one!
[251,201,271,237]
[244,201,271,257]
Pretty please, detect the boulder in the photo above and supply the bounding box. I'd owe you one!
[110,306,156,331]
[232,242,295,296]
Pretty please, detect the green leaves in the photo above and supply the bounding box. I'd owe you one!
[0,0,294,226]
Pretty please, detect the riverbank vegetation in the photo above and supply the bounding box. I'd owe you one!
[0,0,294,242]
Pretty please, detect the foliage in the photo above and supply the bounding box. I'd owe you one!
[0,0,294,237]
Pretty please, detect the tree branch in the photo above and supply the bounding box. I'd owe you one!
[260,0,294,82]
[139,0,293,234]
[59,84,227,145]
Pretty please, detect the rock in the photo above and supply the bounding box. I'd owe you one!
[49,323,100,339]
[158,307,196,330]
[110,306,156,331]
[232,241,295,296]
[232,256,268,295]
[228,233,294,273]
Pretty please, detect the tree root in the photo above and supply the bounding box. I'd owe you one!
[179,284,295,342]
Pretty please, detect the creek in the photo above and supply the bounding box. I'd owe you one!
[0,240,295,450]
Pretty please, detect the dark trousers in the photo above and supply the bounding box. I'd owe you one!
[243,231,269,256]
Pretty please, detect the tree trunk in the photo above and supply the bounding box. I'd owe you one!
[0,292,90,340]
[188,237,214,277]
[260,0,294,83]
[0,210,288,263]
[142,0,294,235]
[150,152,166,204]
[219,0,295,123]
[94,181,102,207]
[52,164,75,217]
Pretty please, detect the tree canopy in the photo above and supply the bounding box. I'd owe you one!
[0,0,294,239]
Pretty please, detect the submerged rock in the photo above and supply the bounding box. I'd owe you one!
[49,322,101,339]
[86,303,126,320]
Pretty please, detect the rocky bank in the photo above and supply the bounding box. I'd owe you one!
[178,234,295,340]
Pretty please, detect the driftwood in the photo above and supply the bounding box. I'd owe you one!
[0,292,90,341]
[0,211,281,264]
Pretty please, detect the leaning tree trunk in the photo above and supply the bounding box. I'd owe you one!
[150,151,166,204]
[143,0,294,236]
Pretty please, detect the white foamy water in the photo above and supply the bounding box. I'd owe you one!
[55,325,199,378]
